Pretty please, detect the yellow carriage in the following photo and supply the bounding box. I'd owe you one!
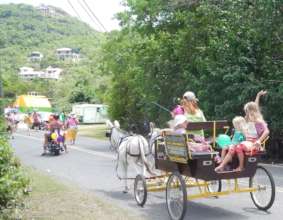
[133,121,275,220]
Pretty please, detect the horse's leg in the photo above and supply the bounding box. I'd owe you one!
[119,146,129,193]
[122,159,129,193]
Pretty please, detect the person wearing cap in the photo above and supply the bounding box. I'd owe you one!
[182,91,206,137]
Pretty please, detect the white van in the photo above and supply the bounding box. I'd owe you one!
[72,104,108,124]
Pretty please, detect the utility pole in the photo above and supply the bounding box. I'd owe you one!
[0,79,2,97]
[0,81,2,114]
[0,59,4,114]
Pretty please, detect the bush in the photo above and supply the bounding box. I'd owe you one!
[0,135,29,210]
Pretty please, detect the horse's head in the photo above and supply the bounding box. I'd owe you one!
[107,120,129,151]
[106,120,114,128]
[106,120,121,129]
[114,120,120,128]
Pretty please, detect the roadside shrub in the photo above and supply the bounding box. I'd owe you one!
[0,117,5,133]
[0,135,29,210]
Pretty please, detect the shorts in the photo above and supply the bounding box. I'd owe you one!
[228,140,258,156]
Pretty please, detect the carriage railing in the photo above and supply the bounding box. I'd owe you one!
[161,120,269,162]
[161,121,230,161]
[260,136,269,151]
[186,120,230,149]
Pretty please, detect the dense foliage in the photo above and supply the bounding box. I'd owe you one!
[0,100,28,211]
[0,2,282,159]
[103,0,283,158]
[0,134,29,210]
[0,4,108,111]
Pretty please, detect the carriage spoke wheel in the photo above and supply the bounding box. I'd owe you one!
[166,172,187,220]
[134,175,147,207]
[207,180,222,194]
[249,165,275,210]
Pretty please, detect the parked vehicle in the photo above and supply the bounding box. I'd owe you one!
[72,104,108,123]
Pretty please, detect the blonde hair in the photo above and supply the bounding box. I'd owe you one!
[182,99,199,115]
[232,116,247,134]
[244,102,264,122]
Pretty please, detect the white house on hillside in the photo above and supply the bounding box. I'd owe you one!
[18,66,62,80]
[29,51,43,62]
[41,66,62,80]
[56,48,80,62]
[18,67,44,80]
[37,4,56,17]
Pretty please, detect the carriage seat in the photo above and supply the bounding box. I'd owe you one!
[162,121,229,163]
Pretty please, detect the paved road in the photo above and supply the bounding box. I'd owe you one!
[11,129,283,220]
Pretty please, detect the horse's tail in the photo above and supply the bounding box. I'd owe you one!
[138,136,155,176]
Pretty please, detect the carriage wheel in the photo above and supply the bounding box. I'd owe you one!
[207,180,222,193]
[166,172,187,220]
[249,165,275,210]
[134,175,147,207]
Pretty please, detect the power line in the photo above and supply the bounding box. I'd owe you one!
[81,0,108,32]
[67,0,81,20]
[77,0,102,32]
[67,0,101,41]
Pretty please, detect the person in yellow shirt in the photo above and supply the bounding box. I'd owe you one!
[24,112,33,135]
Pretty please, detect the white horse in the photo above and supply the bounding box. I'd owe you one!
[106,120,158,193]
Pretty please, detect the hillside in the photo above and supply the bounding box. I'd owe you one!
[0,4,98,47]
[0,4,108,110]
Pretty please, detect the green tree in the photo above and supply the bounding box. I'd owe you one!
[103,0,283,158]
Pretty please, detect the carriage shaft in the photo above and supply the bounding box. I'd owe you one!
[187,187,257,200]
[147,181,210,192]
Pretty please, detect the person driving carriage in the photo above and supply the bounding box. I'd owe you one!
[182,91,206,137]
[171,91,206,137]
[42,114,67,155]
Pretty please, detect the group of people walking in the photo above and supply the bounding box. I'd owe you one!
[4,108,79,155]
[170,90,269,172]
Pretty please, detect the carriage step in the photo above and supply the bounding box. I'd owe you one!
[215,169,244,174]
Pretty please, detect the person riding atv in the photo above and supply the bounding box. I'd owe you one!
[42,114,67,155]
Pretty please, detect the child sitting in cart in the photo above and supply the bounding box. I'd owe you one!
[173,114,211,152]
[216,116,246,163]
[173,114,187,134]
[215,102,269,172]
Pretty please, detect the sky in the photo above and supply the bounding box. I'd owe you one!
[0,0,125,32]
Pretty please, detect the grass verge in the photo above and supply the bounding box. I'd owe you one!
[2,167,142,220]
[78,124,108,140]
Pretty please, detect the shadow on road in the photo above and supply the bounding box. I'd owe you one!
[95,188,256,220]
